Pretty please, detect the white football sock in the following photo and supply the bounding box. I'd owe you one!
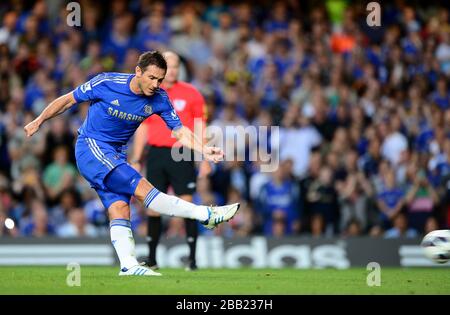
[110,219,139,270]
[144,188,209,222]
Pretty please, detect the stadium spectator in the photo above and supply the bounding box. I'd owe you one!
[423,216,440,235]
[0,11,19,53]
[49,188,81,228]
[380,115,409,166]
[257,159,301,236]
[404,163,439,233]
[336,150,374,233]
[42,117,75,166]
[83,196,109,236]
[101,13,135,67]
[20,199,55,237]
[279,104,322,178]
[342,218,363,238]
[226,187,254,236]
[305,165,339,236]
[376,170,406,231]
[43,145,77,202]
[56,207,98,237]
[384,212,418,238]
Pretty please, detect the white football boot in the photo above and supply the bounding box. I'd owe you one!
[119,264,162,276]
[202,203,240,229]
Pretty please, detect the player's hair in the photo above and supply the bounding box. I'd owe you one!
[137,51,167,72]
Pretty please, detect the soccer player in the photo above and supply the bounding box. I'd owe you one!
[23,51,240,277]
[132,51,207,271]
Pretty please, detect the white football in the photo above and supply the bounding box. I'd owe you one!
[421,230,450,264]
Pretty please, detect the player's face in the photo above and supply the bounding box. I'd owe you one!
[136,65,166,96]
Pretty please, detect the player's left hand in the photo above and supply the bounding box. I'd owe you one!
[24,119,41,137]
[203,146,224,163]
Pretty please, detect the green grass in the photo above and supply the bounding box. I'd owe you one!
[0,267,449,295]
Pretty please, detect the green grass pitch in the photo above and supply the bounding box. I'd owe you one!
[0,267,449,295]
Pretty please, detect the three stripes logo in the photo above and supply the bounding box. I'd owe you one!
[133,267,148,276]
[214,216,224,224]
[110,99,120,106]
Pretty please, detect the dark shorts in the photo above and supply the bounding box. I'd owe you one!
[146,146,196,196]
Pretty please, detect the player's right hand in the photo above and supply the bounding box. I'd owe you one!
[24,119,41,137]
[203,146,224,163]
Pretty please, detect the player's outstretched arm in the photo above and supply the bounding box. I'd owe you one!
[24,91,77,137]
[172,125,224,163]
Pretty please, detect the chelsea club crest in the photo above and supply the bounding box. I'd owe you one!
[144,105,153,115]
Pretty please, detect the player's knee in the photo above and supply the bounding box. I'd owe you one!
[108,201,130,220]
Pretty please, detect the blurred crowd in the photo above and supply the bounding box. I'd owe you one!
[0,0,449,239]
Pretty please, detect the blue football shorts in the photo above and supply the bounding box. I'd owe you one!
[75,135,142,209]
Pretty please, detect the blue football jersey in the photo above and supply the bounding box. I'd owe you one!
[73,72,182,144]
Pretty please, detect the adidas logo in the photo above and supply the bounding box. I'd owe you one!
[110,99,120,106]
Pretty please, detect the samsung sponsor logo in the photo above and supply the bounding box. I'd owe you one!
[107,107,145,122]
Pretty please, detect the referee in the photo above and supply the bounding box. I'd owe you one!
[132,51,209,271]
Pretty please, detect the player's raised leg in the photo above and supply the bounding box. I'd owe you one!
[134,177,240,229]
[108,201,162,276]
[103,162,238,275]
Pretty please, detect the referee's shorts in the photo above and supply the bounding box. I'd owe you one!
[145,145,196,196]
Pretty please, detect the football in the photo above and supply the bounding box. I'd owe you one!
[421,230,450,264]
